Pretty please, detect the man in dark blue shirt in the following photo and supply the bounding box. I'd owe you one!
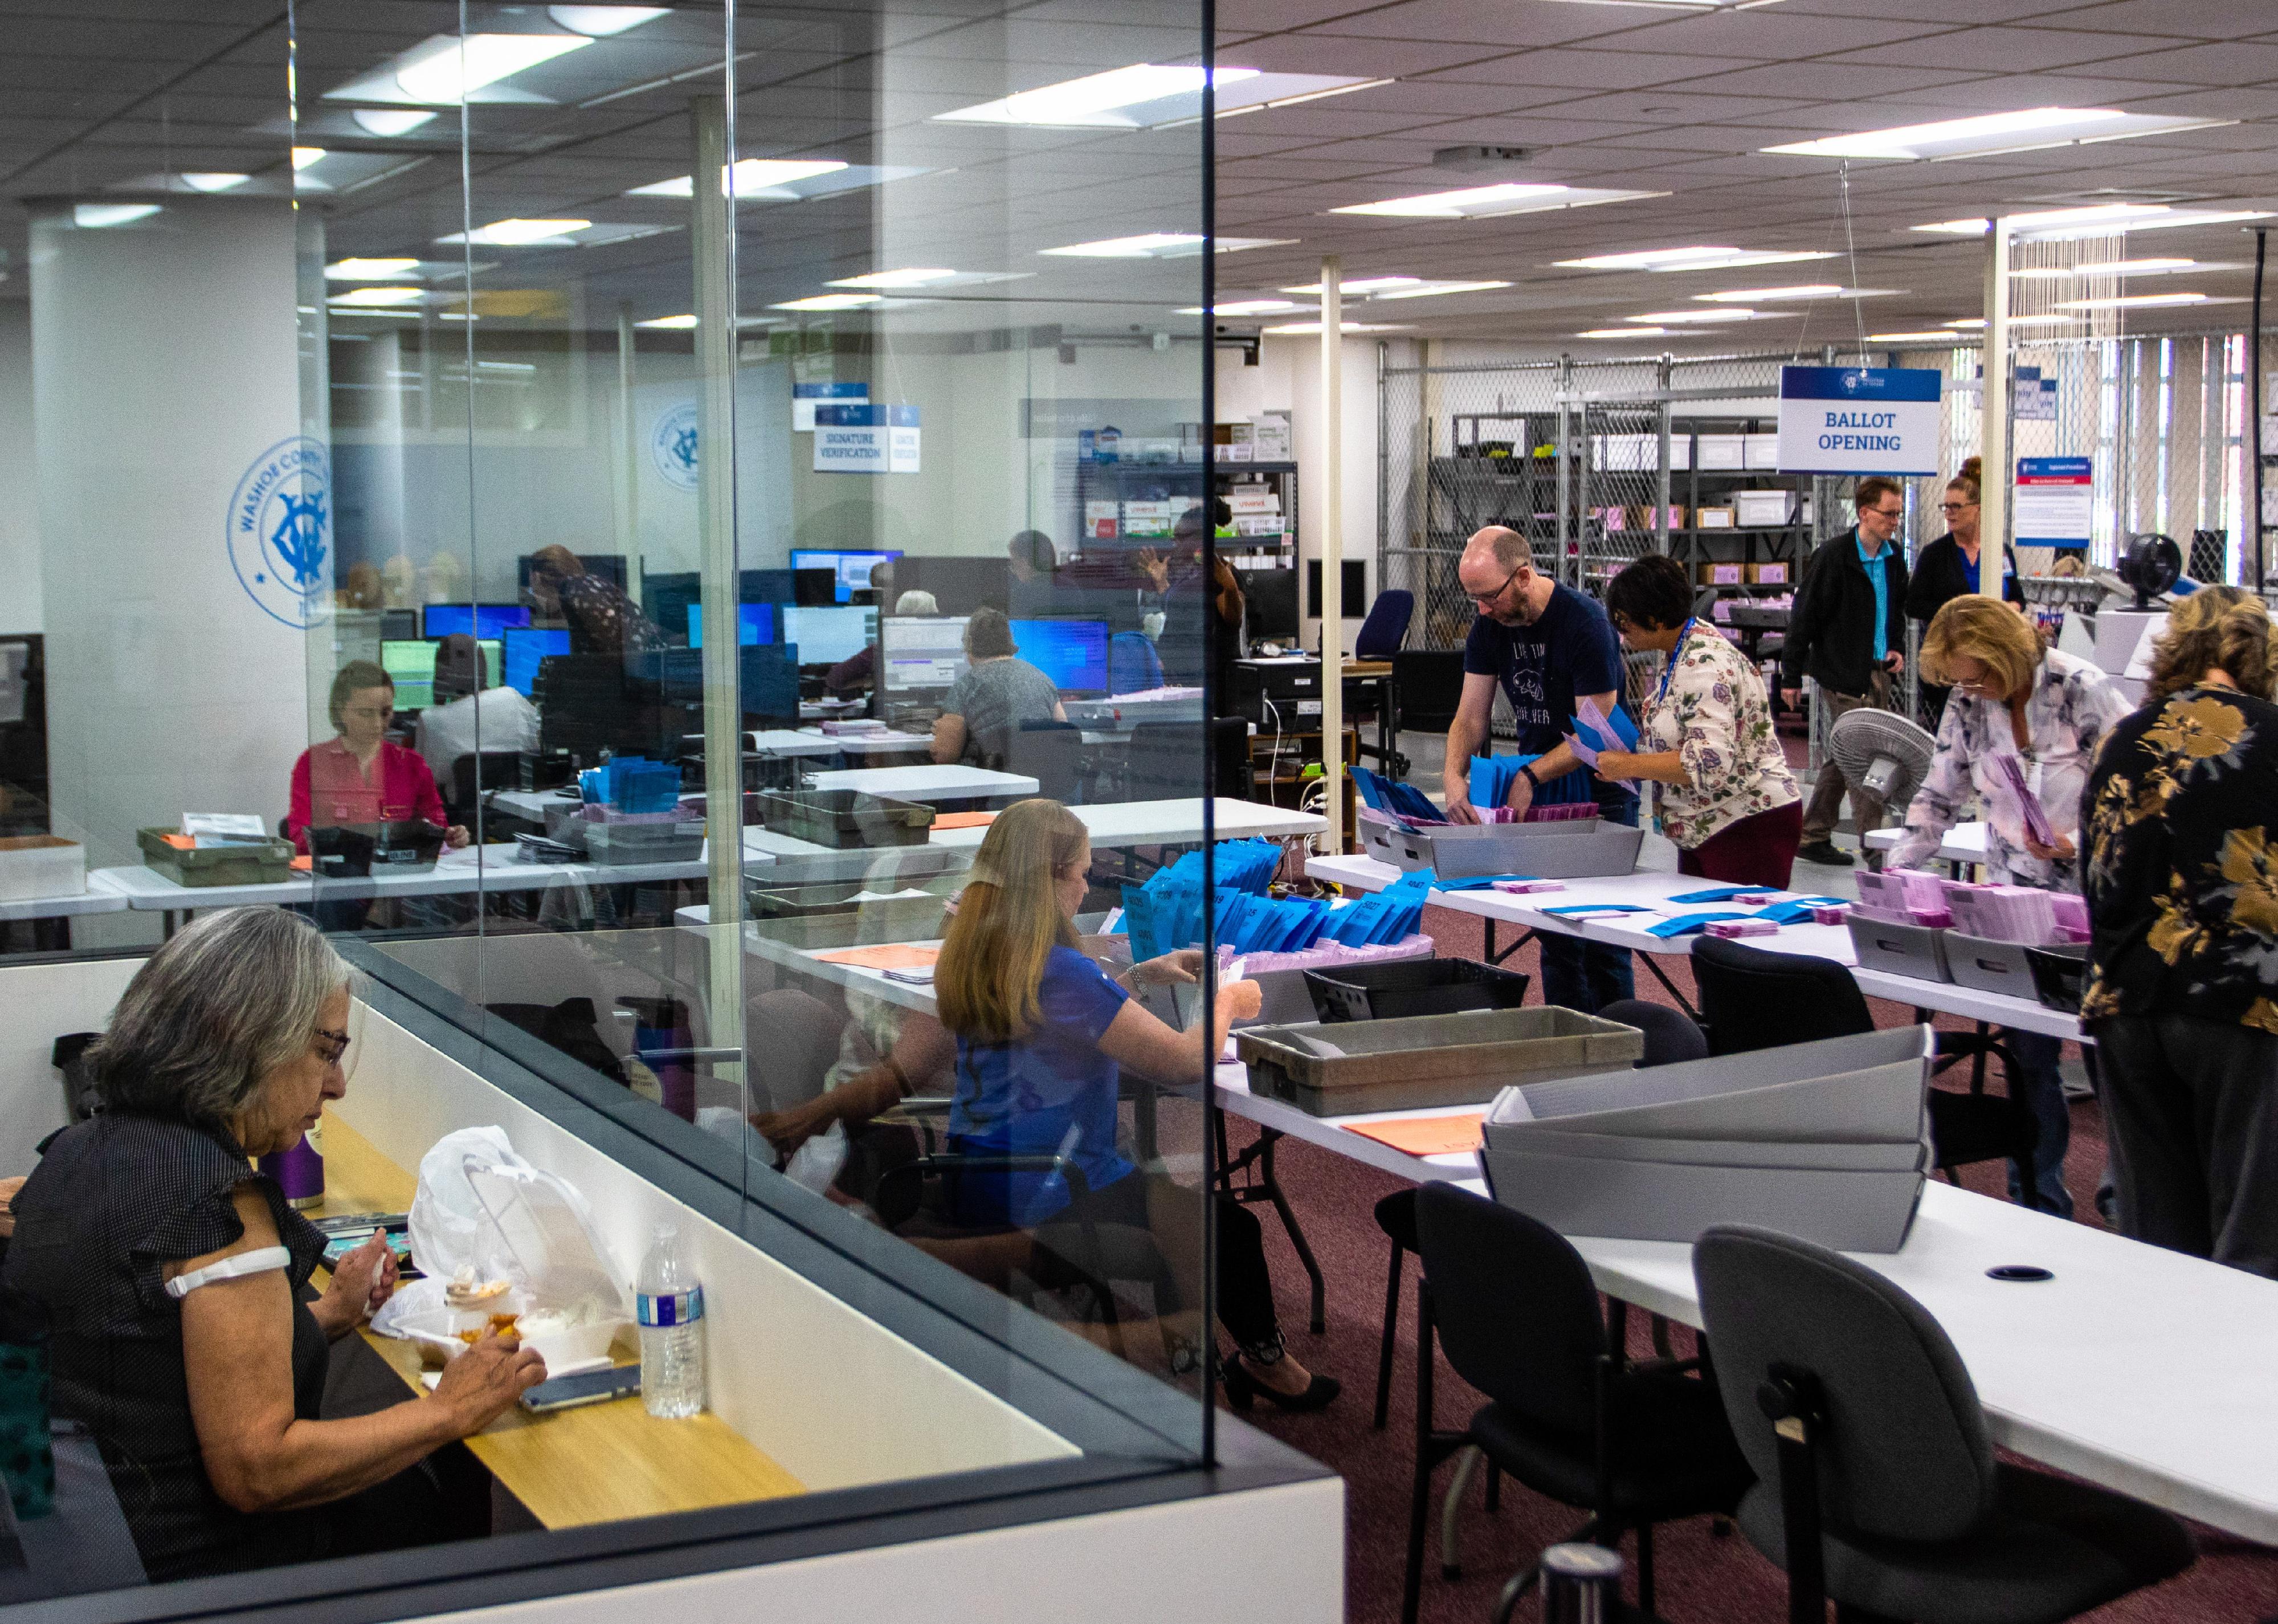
[1444,526,1637,1011]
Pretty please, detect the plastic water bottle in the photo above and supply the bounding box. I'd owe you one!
[635,1222,705,1418]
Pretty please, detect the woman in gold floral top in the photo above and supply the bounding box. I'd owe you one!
[1891,595,2131,1218]
[1595,556,1801,887]
[2082,588,2278,1275]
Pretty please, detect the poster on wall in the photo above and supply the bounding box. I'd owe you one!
[793,380,867,432]
[814,404,920,475]
[2015,365,2059,422]
[1775,366,1942,476]
[2015,457,2094,546]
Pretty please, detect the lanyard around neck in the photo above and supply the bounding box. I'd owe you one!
[1655,618,1697,709]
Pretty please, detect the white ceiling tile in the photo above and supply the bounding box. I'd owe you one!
[1700,63,1990,99]
[2030,0,2278,38]
[1414,50,1769,90]
[1529,91,1826,125]
[1593,11,1955,58]
[2113,41,2278,85]
[1858,74,2224,111]
[1294,0,1642,48]
[1234,34,1510,76]
[1816,25,2185,72]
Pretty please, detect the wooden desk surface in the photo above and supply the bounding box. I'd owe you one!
[317,1117,804,1528]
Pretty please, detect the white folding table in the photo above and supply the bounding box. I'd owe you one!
[804,765,1037,803]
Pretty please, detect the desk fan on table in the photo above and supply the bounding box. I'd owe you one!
[1828,706,1937,840]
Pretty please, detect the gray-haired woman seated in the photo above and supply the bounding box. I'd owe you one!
[2,909,545,1583]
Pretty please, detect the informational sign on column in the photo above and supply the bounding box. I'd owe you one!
[1775,366,1942,476]
[2014,457,2094,546]
[813,404,920,474]
[2015,364,2059,422]
[793,380,867,432]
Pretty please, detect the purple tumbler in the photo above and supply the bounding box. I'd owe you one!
[259,1124,325,1210]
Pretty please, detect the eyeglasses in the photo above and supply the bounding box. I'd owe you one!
[1938,500,1979,513]
[1862,505,1906,520]
[1467,564,1523,608]
[314,1028,351,1067]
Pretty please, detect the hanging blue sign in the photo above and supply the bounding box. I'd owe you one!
[1775,366,1943,476]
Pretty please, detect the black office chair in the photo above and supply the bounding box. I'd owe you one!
[1369,995,1703,1432]
[1126,716,1248,802]
[1355,589,1415,661]
[1391,649,1466,738]
[1406,1184,1751,1624]
[1693,1225,2194,1623]
[450,750,528,827]
[1688,936,2043,1210]
[1007,719,1084,803]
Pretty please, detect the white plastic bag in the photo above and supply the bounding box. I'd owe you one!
[374,1125,533,1338]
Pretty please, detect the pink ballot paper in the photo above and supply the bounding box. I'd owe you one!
[1994,754,2059,849]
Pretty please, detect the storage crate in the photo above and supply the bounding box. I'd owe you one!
[1235,1005,1643,1116]
[758,789,932,850]
[1846,914,1952,982]
[745,878,951,949]
[310,821,446,878]
[1944,932,2038,999]
[1358,815,1645,881]
[2026,941,2089,1013]
[584,819,704,865]
[137,828,296,887]
[1304,957,1530,1023]
[0,835,85,901]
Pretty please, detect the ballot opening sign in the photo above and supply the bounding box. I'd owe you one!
[1776,366,1943,476]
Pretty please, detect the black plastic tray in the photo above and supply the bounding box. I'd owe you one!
[1303,957,1531,1023]
[757,789,932,850]
[2025,940,2089,1014]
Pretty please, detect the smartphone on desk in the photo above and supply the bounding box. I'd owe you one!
[521,1365,642,1414]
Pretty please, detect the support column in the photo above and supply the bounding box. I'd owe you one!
[1981,216,2012,597]
[31,197,310,867]
[1318,256,1343,854]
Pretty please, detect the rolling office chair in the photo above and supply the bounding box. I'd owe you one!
[1006,720,1084,803]
[1406,1184,1751,1624]
[1688,936,2043,1210]
[1354,589,1414,662]
[1107,630,1164,695]
[1693,1225,2194,1623]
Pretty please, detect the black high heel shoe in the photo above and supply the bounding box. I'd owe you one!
[1221,1337,1342,1413]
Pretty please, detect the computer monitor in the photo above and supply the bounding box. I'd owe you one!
[780,605,877,666]
[685,602,777,648]
[476,639,500,691]
[643,571,701,640]
[1009,618,1109,696]
[379,609,419,641]
[739,644,800,724]
[879,616,970,693]
[379,639,439,711]
[501,627,570,697]
[1239,566,1301,643]
[1305,559,1368,619]
[791,549,902,604]
[423,602,531,640]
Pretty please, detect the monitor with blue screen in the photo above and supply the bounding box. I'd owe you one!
[379,639,438,710]
[1009,618,1109,696]
[501,627,569,696]
[685,602,777,648]
[780,605,876,666]
[423,602,531,640]
[790,549,901,604]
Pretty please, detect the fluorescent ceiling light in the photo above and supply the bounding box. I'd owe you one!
[329,286,424,307]
[1544,0,1786,7]
[1556,245,1837,272]
[1634,308,1760,323]
[934,64,1370,129]
[826,267,958,288]
[1040,233,1290,258]
[1765,108,2227,162]
[546,5,669,33]
[72,202,159,227]
[1914,203,2276,240]
[291,148,326,170]
[1259,321,1411,334]
[1334,182,1660,219]
[2072,256,2196,275]
[1944,318,1986,329]
[628,158,850,199]
[774,293,883,311]
[1215,79,1395,119]
[392,34,592,104]
[326,258,422,280]
[1867,330,1966,342]
[1579,326,1669,337]
[1692,284,1897,303]
[2014,313,2081,326]
[352,108,438,136]
[438,217,591,246]
[179,172,250,193]
[1177,299,1305,315]
[2055,291,2211,310]
[635,313,699,328]
[1283,275,1420,294]
[1369,279,1513,300]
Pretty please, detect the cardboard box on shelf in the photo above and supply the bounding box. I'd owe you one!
[1696,507,1736,529]
[1733,489,1793,528]
[1084,500,1120,540]
[1701,562,1746,586]
[1696,435,1744,470]
[1745,561,1791,585]
[1627,504,1683,529]
[1223,485,1281,516]
[1668,436,1691,472]
[1254,410,1293,460]
[1742,433,1781,469]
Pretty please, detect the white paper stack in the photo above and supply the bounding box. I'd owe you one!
[1480,1026,1934,1252]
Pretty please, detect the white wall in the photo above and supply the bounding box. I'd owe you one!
[0,953,142,1174]
[0,300,38,635]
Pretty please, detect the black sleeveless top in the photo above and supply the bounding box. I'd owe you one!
[2,1113,331,1582]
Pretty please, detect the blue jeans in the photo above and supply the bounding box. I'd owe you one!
[1540,795,1638,1014]
[2006,1028,2073,1219]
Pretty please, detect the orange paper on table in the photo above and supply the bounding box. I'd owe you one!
[812,943,941,971]
[1342,1112,1487,1158]
[932,811,997,830]
[289,855,313,872]
[161,833,195,850]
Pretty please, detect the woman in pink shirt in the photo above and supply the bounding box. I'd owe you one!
[286,660,469,854]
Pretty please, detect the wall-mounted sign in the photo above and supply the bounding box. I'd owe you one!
[2015,456,2094,546]
[2015,364,2059,422]
[793,381,867,432]
[226,435,332,630]
[650,402,700,492]
[1775,366,1942,476]
[814,404,920,475]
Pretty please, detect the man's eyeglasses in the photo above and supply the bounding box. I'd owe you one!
[1862,505,1905,520]
[1468,564,1522,608]
[314,1028,351,1067]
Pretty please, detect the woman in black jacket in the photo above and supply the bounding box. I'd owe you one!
[1905,458,2024,726]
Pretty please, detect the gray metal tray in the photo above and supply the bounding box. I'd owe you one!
[1846,913,1953,983]
[1944,931,2039,999]
[1360,816,1644,880]
[1235,1005,1643,1116]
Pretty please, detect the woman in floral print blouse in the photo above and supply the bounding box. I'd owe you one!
[1595,556,1801,888]
[2082,588,2278,1276]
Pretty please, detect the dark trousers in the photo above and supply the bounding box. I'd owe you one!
[2097,1013,2278,1278]
[1066,1174,1281,1350]
[2005,1029,2073,1219]
[1677,800,1803,891]
[1542,796,1638,1014]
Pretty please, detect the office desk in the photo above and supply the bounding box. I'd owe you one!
[316,1117,803,1528]
[806,765,1037,803]
[1865,821,1989,868]
[794,728,931,760]
[0,884,129,951]
[1306,852,2080,1040]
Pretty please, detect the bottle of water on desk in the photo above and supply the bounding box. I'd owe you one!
[635,1222,705,1418]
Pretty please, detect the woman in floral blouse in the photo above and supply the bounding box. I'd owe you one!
[2083,589,2278,1276]
[1889,595,2132,1218]
[1595,556,1800,887]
